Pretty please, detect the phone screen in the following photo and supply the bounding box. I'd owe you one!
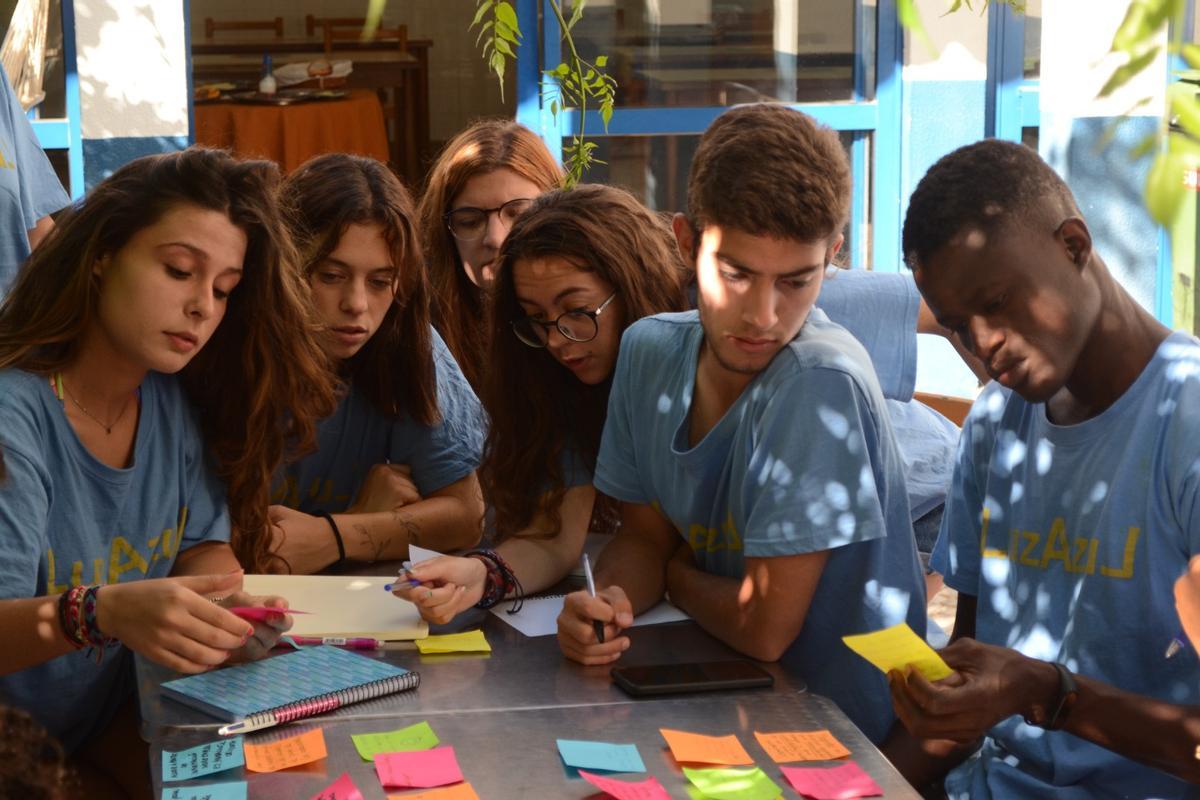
[611,660,774,696]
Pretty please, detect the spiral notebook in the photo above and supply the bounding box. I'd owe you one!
[161,646,419,734]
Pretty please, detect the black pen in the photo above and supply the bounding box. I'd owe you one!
[581,553,606,644]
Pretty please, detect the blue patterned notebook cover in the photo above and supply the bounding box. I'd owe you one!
[161,645,410,720]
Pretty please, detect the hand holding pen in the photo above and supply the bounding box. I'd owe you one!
[556,557,634,665]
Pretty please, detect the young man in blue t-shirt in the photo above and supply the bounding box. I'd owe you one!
[556,104,927,745]
[890,139,1200,795]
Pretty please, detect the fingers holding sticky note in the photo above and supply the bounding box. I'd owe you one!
[841,623,953,682]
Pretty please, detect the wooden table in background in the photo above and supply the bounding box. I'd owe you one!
[193,37,431,183]
[194,90,389,173]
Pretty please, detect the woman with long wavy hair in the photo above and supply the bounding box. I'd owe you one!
[417,119,564,389]
[268,154,486,574]
[394,184,690,621]
[0,147,335,794]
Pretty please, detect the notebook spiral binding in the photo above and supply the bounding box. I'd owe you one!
[241,670,420,728]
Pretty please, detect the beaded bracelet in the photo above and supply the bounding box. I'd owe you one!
[467,548,524,613]
[56,585,88,649]
[57,585,118,663]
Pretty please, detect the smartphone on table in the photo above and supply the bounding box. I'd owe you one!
[611,660,774,697]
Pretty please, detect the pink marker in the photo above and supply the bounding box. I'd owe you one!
[286,635,382,650]
[227,606,311,622]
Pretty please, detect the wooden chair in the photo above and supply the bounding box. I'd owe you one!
[203,17,284,40]
[913,391,973,427]
[305,15,368,37]
[321,25,409,56]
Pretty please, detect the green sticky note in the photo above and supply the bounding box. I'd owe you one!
[682,766,782,800]
[351,721,439,761]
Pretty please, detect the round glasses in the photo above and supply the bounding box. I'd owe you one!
[444,197,534,241]
[511,291,619,348]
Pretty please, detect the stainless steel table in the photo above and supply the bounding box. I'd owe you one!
[138,572,920,798]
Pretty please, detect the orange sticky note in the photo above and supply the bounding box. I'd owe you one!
[388,784,480,800]
[754,730,850,763]
[659,728,753,766]
[244,728,327,773]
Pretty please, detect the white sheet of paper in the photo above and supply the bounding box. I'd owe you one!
[407,545,444,564]
[491,596,688,637]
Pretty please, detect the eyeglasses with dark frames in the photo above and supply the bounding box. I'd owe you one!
[511,291,619,348]
[443,197,534,241]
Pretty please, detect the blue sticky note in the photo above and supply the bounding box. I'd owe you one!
[161,738,245,782]
[557,739,646,774]
[161,782,248,800]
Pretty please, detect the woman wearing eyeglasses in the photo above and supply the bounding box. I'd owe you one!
[418,119,565,390]
[393,184,689,621]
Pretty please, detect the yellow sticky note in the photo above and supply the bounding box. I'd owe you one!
[841,623,953,681]
[415,630,491,654]
[243,727,327,773]
[389,784,480,800]
[659,728,754,766]
[754,730,850,763]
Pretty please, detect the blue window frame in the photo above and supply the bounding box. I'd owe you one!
[28,0,83,199]
[515,0,904,271]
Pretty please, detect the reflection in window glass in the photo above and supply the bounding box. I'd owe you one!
[561,1,870,108]
[1023,0,1041,79]
[576,131,864,260]
[1021,126,1039,151]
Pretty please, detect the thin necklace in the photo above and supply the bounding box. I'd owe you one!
[54,372,134,435]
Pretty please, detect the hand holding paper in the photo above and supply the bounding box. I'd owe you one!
[841,623,953,681]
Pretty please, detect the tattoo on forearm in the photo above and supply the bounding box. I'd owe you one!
[353,523,389,563]
[392,510,421,549]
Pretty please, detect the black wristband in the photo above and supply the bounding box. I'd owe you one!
[1025,661,1078,730]
[318,512,347,571]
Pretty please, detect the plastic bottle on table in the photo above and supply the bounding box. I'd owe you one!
[258,53,277,95]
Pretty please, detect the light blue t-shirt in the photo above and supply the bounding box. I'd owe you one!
[932,332,1200,799]
[0,369,231,753]
[595,309,926,744]
[813,268,960,520]
[0,67,70,296]
[817,267,919,402]
[273,329,484,513]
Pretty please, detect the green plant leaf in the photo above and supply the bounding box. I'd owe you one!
[596,55,608,67]
[1099,45,1160,97]
[1129,131,1160,160]
[1183,43,1200,69]
[567,0,587,31]
[1145,147,1188,225]
[1169,83,1200,140]
[496,2,521,37]
[471,0,494,28]
[475,19,493,47]
[494,36,515,57]
[898,0,938,59]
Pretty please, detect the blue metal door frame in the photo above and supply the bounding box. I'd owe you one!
[29,0,83,198]
[515,0,903,271]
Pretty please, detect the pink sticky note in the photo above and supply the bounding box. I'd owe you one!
[579,770,671,800]
[374,746,464,789]
[310,772,364,800]
[781,762,884,799]
[228,607,310,622]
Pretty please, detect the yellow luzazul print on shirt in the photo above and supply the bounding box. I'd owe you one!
[978,507,1140,580]
[46,505,190,593]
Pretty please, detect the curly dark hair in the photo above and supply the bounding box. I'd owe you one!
[688,104,850,243]
[902,138,1079,270]
[481,184,689,540]
[0,706,75,798]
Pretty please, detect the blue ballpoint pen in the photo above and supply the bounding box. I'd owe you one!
[384,562,423,592]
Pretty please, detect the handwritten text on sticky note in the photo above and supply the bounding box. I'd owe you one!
[375,745,464,789]
[754,729,850,762]
[841,623,953,681]
[244,727,327,773]
[682,766,782,800]
[781,762,884,799]
[579,770,671,800]
[353,720,439,761]
[310,772,364,800]
[659,729,753,766]
[161,782,247,800]
[162,737,244,781]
